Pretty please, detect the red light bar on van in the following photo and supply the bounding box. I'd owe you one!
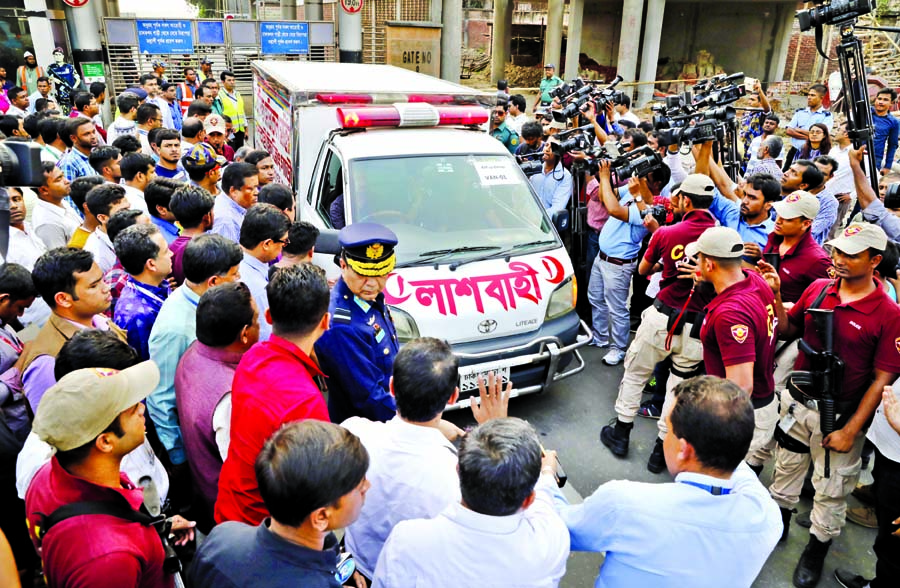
[437,106,489,126]
[337,105,488,129]
[316,93,374,105]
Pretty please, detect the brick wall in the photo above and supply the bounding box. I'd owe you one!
[781,20,840,83]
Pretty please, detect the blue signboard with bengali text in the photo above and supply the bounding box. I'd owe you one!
[136,20,195,55]
[260,22,310,55]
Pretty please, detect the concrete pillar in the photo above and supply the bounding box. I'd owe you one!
[544,0,565,74]
[64,0,104,72]
[306,0,323,20]
[339,3,363,63]
[616,0,645,92]
[281,0,297,20]
[769,4,795,82]
[490,0,513,85]
[636,0,664,106]
[441,0,463,82]
[563,0,584,80]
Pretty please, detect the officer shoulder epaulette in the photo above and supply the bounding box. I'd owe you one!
[332,307,352,325]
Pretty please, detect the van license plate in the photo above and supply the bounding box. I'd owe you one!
[458,363,511,394]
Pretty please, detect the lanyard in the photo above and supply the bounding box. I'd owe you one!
[126,281,167,306]
[0,326,23,355]
[679,480,731,496]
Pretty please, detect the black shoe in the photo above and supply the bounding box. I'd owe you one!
[797,510,812,529]
[834,569,872,588]
[600,419,631,457]
[647,438,666,474]
[793,535,832,588]
[780,507,795,542]
[748,463,763,477]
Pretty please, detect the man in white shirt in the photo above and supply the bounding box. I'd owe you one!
[26,76,54,114]
[551,376,782,588]
[828,121,856,239]
[614,94,641,126]
[507,94,529,136]
[120,153,155,214]
[6,187,51,327]
[32,162,80,250]
[343,338,509,579]
[84,184,131,273]
[373,417,569,588]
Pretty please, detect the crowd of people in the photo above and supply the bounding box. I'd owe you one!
[0,49,899,588]
[485,68,900,588]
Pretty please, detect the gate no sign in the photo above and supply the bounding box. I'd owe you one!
[340,0,363,13]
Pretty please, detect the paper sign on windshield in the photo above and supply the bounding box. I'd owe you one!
[474,159,518,186]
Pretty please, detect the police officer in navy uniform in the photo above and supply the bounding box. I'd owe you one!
[315,222,400,423]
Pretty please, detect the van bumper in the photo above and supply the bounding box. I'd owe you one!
[445,310,592,411]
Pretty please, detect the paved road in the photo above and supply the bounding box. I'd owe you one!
[446,343,879,588]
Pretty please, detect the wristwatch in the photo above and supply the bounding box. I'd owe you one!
[635,196,643,203]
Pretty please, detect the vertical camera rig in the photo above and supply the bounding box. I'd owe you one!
[798,0,879,194]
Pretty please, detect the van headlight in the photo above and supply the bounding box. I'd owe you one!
[389,305,420,343]
[545,276,576,320]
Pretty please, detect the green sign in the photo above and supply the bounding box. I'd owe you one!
[81,62,106,80]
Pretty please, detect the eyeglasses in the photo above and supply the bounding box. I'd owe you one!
[273,237,291,245]
[153,117,164,123]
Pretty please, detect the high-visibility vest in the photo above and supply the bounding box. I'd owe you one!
[218,89,246,133]
[177,82,196,115]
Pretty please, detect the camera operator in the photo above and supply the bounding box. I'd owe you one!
[601,174,717,472]
[515,121,544,157]
[850,145,900,241]
[584,161,609,267]
[489,101,520,154]
[740,80,774,171]
[759,223,900,588]
[529,139,573,216]
[696,141,778,258]
[587,161,655,365]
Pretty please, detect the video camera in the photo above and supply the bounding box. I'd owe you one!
[551,75,628,120]
[517,151,545,177]
[798,0,874,32]
[652,72,745,148]
[0,141,44,260]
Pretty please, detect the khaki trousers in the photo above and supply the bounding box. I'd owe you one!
[768,394,866,542]
[614,305,703,437]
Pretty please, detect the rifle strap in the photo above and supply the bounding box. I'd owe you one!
[38,499,160,540]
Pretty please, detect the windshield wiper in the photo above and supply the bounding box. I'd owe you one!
[396,246,501,268]
[449,240,557,271]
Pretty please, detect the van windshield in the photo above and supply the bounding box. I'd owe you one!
[347,154,558,265]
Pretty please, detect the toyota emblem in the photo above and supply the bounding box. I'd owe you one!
[477,319,498,334]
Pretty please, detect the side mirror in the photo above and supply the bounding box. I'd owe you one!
[315,228,341,256]
[552,209,569,233]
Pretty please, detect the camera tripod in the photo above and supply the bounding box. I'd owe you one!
[815,18,879,193]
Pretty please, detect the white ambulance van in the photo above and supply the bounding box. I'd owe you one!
[252,61,590,408]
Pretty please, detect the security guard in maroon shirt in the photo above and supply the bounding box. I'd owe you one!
[763,191,834,391]
[760,223,900,588]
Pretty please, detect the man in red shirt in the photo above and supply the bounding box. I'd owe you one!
[215,264,332,525]
[762,191,833,393]
[761,222,900,588]
[690,226,778,471]
[602,174,718,474]
[25,362,175,588]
